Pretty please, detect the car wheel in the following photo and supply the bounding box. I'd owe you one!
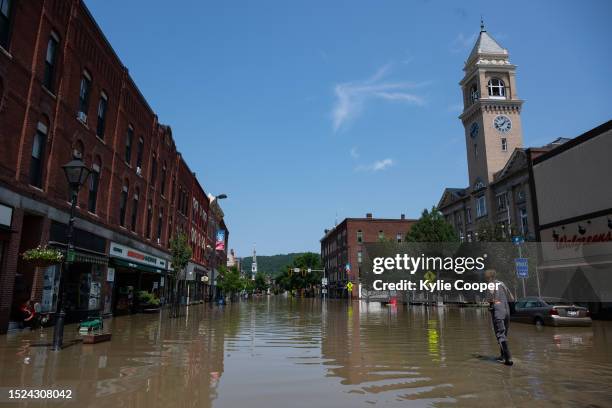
[534,317,544,327]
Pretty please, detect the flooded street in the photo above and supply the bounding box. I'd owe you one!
[1,299,611,407]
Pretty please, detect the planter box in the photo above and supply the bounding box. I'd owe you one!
[82,332,112,344]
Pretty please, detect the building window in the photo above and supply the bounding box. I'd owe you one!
[497,192,508,211]
[476,195,487,218]
[125,126,133,164]
[130,188,139,232]
[378,230,384,241]
[146,201,153,238]
[43,33,59,93]
[474,143,478,158]
[469,83,479,104]
[78,71,91,121]
[487,78,505,98]
[29,121,48,188]
[466,207,472,224]
[150,154,157,185]
[119,184,128,227]
[501,137,507,151]
[519,208,529,236]
[0,0,12,49]
[160,162,167,196]
[396,233,402,243]
[96,92,108,139]
[357,230,363,243]
[357,250,362,264]
[135,137,144,170]
[88,162,100,213]
[157,208,163,241]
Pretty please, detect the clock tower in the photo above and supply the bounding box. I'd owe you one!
[459,21,524,187]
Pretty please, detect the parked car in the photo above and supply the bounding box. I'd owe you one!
[511,297,592,327]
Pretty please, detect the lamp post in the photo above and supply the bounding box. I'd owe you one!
[52,155,91,351]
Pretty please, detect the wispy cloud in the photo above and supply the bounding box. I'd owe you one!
[450,32,477,53]
[355,158,395,172]
[350,147,360,159]
[332,64,426,132]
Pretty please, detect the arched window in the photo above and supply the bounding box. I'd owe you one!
[125,125,134,164]
[131,187,139,232]
[146,200,153,238]
[88,156,101,213]
[29,119,49,188]
[73,139,84,158]
[119,181,129,227]
[469,83,479,103]
[150,152,157,184]
[136,136,144,169]
[357,230,363,243]
[487,78,505,97]
[160,161,167,196]
[96,91,108,139]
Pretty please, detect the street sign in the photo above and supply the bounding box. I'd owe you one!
[346,282,353,292]
[515,258,529,278]
[322,277,328,286]
[294,268,300,274]
[322,289,327,294]
[512,236,524,245]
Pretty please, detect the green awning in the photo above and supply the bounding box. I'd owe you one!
[110,258,165,274]
[74,252,108,265]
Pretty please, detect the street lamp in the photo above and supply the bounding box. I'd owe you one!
[52,155,91,351]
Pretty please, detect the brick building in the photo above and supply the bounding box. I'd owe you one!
[0,0,228,333]
[320,213,416,298]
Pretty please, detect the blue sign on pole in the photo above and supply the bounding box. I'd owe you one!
[515,258,529,278]
[512,236,524,245]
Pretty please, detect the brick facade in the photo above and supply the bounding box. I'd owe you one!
[0,0,228,333]
[320,214,415,298]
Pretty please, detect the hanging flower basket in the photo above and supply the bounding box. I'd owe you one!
[21,246,64,267]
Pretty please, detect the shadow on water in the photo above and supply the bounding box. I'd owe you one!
[0,298,611,407]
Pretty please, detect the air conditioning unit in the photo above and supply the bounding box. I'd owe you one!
[136,166,142,176]
[77,111,87,123]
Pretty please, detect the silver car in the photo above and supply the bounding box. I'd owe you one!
[511,297,592,327]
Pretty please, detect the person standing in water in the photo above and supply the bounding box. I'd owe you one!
[484,269,515,366]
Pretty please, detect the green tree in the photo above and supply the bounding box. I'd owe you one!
[277,252,322,294]
[405,207,459,243]
[169,233,192,317]
[254,272,269,292]
[217,265,245,299]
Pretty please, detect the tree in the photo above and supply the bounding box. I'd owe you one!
[169,233,192,317]
[217,265,246,299]
[277,252,322,295]
[254,272,269,292]
[405,206,459,243]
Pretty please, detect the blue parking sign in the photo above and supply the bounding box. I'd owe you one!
[515,258,529,278]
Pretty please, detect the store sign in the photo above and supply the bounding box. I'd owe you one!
[0,204,13,228]
[109,242,168,269]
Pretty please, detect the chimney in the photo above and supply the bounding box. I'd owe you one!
[401,214,405,220]
[366,213,373,219]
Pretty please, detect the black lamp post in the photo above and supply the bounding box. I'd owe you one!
[52,155,91,351]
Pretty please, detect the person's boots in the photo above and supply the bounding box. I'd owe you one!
[496,346,505,362]
[501,341,513,366]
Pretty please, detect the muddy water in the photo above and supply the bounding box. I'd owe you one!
[0,299,611,407]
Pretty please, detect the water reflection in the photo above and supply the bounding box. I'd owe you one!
[0,299,611,407]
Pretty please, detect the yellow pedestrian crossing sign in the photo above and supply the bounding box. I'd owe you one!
[346,282,353,292]
[424,270,436,284]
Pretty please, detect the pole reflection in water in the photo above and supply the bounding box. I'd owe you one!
[0,298,611,407]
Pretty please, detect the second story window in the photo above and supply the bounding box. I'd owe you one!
[157,208,163,241]
[0,0,12,50]
[150,153,157,184]
[125,126,133,164]
[131,188,139,232]
[160,162,167,196]
[77,71,91,122]
[96,92,108,139]
[476,195,487,218]
[396,233,402,243]
[29,121,48,188]
[378,230,385,241]
[135,137,144,171]
[88,161,100,213]
[43,32,59,92]
[357,230,363,243]
[119,184,128,227]
[146,201,152,238]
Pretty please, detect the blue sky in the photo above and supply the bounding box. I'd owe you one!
[86,0,612,256]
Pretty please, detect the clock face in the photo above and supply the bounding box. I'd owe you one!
[470,122,479,138]
[494,115,512,133]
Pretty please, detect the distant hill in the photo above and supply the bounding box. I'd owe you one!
[239,253,315,277]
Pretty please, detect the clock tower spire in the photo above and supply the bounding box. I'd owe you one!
[459,24,524,188]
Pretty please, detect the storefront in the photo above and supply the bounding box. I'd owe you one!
[185,262,209,304]
[108,241,169,315]
[43,221,109,323]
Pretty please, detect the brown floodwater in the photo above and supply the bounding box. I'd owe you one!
[0,299,611,407]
